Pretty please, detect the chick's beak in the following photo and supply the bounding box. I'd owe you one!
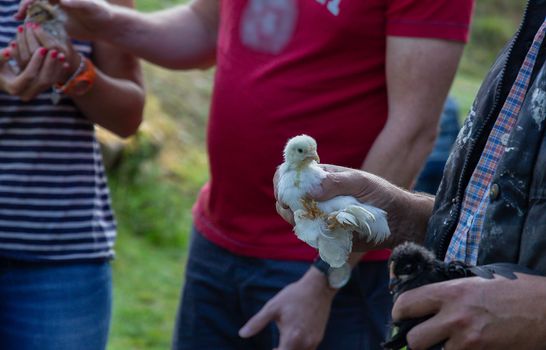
[388,278,400,292]
[308,149,319,162]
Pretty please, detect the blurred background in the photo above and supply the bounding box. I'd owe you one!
[103,1,527,349]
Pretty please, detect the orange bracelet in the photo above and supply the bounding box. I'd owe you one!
[53,54,97,96]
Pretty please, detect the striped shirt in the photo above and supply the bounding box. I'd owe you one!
[445,17,546,264]
[0,0,116,262]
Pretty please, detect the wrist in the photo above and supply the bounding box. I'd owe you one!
[89,2,117,41]
[105,5,134,44]
[304,267,339,298]
[391,190,434,245]
[54,54,96,98]
[62,51,82,81]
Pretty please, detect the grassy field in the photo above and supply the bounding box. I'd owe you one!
[106,1,526,349]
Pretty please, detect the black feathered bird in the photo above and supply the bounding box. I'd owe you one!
[382,242,541,350]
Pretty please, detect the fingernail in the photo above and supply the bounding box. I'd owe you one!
[26,22,32,28]
[10,42,16,48]
[58,53,65,62]
[238,327,249,338]
[33,23,40,29]
[17,25,23,33]
[51,50,58,59]
[63,62,70,69]
[39,47,48,57]
[3,49,11,59]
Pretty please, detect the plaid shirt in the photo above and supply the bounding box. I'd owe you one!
[446,18,546,264]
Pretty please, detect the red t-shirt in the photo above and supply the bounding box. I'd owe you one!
[193,0,474,262]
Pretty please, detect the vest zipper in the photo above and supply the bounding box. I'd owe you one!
[435,0,532,260]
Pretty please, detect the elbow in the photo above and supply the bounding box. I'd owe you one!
[116,113,143,138]
[114,90,145,139]
[161,51,216,70]
[393,121,438,157]
[409,125,439,157]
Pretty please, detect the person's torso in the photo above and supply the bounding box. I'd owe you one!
[196,0,471,261]
[0,0,116,262]
[426,0,546,273]
[196,0,391,261]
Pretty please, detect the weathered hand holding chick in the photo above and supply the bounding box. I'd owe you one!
[276,135,390,268]
[384,242,541,350]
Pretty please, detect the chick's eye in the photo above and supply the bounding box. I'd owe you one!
[297,148,303,153]
[399,263,414,275]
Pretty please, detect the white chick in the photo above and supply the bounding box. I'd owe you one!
[277,135,390,268]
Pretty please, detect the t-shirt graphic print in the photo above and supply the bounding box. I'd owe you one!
[240,0,298,54]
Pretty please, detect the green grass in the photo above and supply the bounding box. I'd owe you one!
[107,65,212,349]
[136,0,187,12]
[109,232,186,350]
[450,0,525,119]
[105,1,526,348]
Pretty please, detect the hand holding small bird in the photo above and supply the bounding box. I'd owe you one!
[16,0,113,42]
[386,242,546,350]
[276,135,391,268]
[275,161,434,254]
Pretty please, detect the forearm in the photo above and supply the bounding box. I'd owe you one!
[346,113,438,265]
[345,37,464,263]
[98,3,217,69]
[70,67,144,137]
[349,175,435,263]
[361,121,436,188]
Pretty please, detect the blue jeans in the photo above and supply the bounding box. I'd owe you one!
[172,228,392,350]
[0,260,112,350]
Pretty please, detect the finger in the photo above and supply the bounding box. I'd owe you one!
[276,202,295,226]
[14,0,34,20]
[319,164,352,173]
[16,25,30,67]
[276,329,309,350]
[0,48,12,64]
[25,23,41,53]
[273,169,280,199]
[6,42,22,74]
[59,0,89,10]
[56,52,69,74]
[50,51,66,82]
[33,24,68,52]
[239,304,276,338]
[405,313,452,350]
[20,49,59,101]
[10,47,46,97]
[309,171,359,201]
[392,284,445,321]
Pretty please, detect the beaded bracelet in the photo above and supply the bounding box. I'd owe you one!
[51,53,96,104]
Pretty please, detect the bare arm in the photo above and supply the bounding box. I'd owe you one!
[4,0,144,137]
[16,0,220,69]
[104,0,219,69]
[66,0,145,137]
[344,37,464,265]
[362,36,464,187]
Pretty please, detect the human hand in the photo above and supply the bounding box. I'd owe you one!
[239,268,336,350]
[392,273,546,350]
[274,165,393,223]
[274,165,424,250]
[15,0,113,41]
[0,46,69,101]
[12,22,74,70]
